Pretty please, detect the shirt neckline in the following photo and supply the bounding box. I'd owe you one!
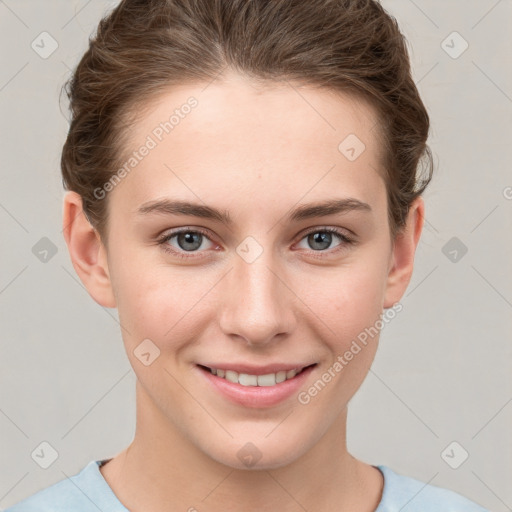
[90,458,389,511]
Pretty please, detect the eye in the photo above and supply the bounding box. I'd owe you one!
[295,227,355,254]
[157,228,216,259]
[157,226,356,260]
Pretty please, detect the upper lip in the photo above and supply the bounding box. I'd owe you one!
[198,363,316,375]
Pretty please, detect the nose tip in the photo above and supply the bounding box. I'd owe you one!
[218,257,296,347]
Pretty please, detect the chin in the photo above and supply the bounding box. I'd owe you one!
[199,433,309,471]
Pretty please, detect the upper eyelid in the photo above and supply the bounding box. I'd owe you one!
[159,227,215,244]
[300,226,353,238]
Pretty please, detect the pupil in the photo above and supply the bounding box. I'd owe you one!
[310,232,331,250]
[179,232,201,251]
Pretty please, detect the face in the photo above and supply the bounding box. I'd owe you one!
[99,72,401,469]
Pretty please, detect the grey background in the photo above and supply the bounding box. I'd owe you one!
[0,1,511,510]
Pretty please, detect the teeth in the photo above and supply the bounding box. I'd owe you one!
[275,371,287,383]
[286,369,297,379]
[208,367,305,386]
[239,373,258,386]
[225,370,238,383]
[257,373,276,386]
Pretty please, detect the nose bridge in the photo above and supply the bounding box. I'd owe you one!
[218,243,294,345]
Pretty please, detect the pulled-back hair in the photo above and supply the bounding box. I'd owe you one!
[61,0,433,242]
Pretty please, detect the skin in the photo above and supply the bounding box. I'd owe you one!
[63,70,424,512]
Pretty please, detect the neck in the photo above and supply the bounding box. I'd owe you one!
[100,380,383,512]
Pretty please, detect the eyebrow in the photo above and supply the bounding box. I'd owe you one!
[136,197,372,225]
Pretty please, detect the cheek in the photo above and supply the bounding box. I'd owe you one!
[296,254,388,340]
[110,246,214,353]
[294,269,385,412]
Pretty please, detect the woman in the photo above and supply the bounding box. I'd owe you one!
[6,0,489,510]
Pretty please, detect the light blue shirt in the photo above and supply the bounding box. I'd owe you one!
[4,459,489,511]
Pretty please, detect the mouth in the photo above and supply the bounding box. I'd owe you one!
[197,363,317,387]
[197,362,318,408]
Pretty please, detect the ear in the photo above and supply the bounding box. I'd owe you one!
[383,196,425,308]
[62,191,116,308]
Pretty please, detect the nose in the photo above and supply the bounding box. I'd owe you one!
[218,247,296,347]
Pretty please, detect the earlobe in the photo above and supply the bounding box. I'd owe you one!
[62,191,116,308]
[383,197,425,309]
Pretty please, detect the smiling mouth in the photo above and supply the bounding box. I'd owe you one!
[197,364,317,387]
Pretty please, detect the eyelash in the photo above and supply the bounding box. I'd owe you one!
[157,226,356,260]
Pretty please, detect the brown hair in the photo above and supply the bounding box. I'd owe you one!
[61,0,433,243]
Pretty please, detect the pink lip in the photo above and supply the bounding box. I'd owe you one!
[197,364,316,408]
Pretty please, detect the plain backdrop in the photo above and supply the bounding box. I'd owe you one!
[0,1,511,510]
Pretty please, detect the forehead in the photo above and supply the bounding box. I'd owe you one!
[111,74,386,217]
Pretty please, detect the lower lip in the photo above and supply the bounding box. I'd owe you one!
[197,364,316,408]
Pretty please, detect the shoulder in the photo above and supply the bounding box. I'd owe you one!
[376,465,490,512]
[3,460,124,512]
